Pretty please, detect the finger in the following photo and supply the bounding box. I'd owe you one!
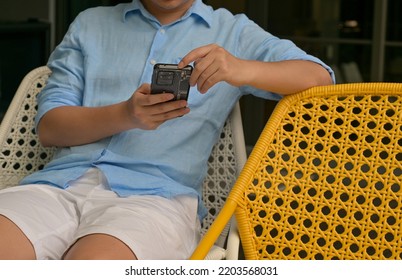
[189,53,221,91]
[199,71,220,94]
[178,44,215,68]
[189,54,214,86]
[146,105,190,129]
[137,91,175,106]
[155,99,188,114]
[153,106,190,122]
[143,99,187,118]
[196,59,221,93]
[136,83,176,104]
[133,99,188,130]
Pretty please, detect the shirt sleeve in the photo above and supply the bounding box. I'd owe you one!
[234,15,335,99]
[35,13,86,131]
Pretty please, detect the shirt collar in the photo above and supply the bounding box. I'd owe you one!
[122,0,212,27]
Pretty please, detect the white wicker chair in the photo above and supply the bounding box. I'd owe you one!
[0,66,247,259]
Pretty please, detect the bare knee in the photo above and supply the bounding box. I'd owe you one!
[0,215,36,260]
[63,234,137,260]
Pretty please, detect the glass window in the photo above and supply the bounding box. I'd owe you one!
[387,0,402,42]
[385,0,402,82]
[203,0,402,83]
[264,0,375,83]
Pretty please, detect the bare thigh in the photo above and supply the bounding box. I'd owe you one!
[0,215,35,260]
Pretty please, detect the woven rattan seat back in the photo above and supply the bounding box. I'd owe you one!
[191,83,402,260]
[0,66,247,249]
[0,67,56,188]
[201,112,244,238]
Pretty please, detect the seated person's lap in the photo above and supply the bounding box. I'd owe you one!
[0,168,200,259]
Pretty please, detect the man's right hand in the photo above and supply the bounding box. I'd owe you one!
[125,83,190,130]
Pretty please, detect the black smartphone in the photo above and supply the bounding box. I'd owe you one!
[151,63,193,101]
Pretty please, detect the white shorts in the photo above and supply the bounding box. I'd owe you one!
[0,168,201,260]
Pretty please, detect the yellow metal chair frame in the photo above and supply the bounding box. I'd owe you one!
[191,83,402,260]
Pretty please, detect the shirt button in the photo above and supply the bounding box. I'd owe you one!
[150,59,156,65]
[160,29,165,34]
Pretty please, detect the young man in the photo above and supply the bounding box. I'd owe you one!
[0,0,334,260]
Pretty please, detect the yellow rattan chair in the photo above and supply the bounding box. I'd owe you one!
[191,82,402,260]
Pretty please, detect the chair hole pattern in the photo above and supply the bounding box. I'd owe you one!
[0,71,56,188]
[202,118,238,237]
[245,94,402,259]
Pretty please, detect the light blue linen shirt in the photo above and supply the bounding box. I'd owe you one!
[21,0,334,220]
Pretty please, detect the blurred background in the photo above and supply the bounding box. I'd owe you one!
[1,0,401,150]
